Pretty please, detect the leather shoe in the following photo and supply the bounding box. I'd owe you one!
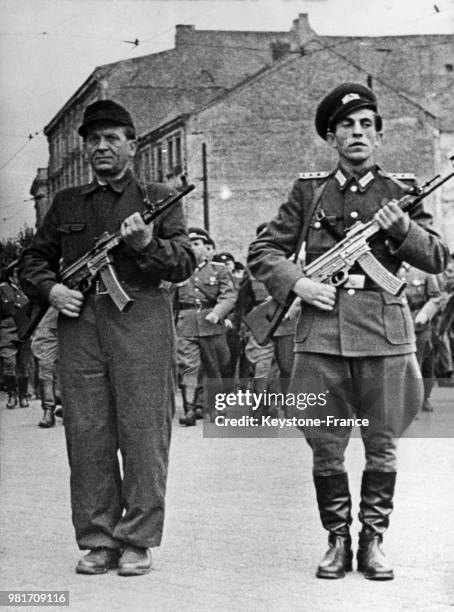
[422,398,434,412]
[76,547,120,574]
[118,546,151,576]
[194,406,204,420]
[179,409,196,426]
[38,409,56,428]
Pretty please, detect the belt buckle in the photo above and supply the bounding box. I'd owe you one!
[344,274,365,289]
[95,279,108,295]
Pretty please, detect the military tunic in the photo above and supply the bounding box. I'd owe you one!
[176,259,236,405]
[19,170,195,550]
[0,281,30,378]
[248,165,449,474]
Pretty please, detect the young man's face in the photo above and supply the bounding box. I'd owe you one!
[84,123,136,178]
[190,238,207,263]
[327,108,381,167]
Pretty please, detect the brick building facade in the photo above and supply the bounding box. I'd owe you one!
[36,14,454,255]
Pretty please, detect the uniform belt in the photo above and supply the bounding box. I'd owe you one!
[178,302,215,310]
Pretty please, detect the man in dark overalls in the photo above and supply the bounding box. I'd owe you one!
[248,83,449,580]
[19,100,195,575]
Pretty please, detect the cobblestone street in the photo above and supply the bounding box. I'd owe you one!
[1,385,453,612]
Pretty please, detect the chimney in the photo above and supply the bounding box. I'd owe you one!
[290,13,317,52]
[175,24,195,49]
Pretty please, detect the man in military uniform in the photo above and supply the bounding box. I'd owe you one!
[238,224,296,416]
[398,263,442,412]
[0,261,31,409]
[434,254,454,385]
[248,83,449,580]
[19,100,195,575]
[175,229,236,425]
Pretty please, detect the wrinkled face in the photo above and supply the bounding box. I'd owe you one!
[190,238,206,263]
[84,123,136,178]
[327,108,381,167]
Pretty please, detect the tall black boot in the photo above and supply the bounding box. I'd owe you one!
[178,385,196,426]
[313,473,353,579]
[357,471,396,580]
[38,379,56,428]
[4,375,18,409]
[18,377,29,408]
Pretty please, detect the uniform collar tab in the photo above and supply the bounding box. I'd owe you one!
[334,168,348,189]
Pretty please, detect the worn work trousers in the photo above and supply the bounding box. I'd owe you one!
[31,325,58,382]
[289,352,423,476]
[58,290,176,550]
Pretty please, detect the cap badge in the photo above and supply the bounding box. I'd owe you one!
[342,93,361,105]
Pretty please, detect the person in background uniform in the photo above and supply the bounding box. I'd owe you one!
[176,229,236,425]
[434,254,454,385]
[238,224,297,416]
[19,100,195,576]
[0,261,31,409]
[204,236,216,260]
[31,306,60,428]
[397,263,442,413]
[248,83,449,581]
[212,252,242,386]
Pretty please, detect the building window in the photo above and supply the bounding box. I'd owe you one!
[156,145,164,182]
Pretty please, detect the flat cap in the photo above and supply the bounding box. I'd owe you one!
[78,99,135,137]
[188,227,210,243]
[315,83,380,140]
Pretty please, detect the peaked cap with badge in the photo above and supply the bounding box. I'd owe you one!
[315,82,382,140]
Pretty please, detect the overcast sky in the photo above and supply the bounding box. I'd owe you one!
[0,0,453,239]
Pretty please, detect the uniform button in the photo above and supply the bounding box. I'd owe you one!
[350,185,358,192]
[314,221,321,229]
[347,289,355,295]
[350,211,359,219]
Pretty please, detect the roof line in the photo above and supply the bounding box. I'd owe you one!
[311,38,438,121]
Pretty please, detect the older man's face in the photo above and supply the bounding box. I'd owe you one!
[327,108,381,167]
[84,124,136,178]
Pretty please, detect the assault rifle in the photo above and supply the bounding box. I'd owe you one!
[244,169,454,346]
[60,181,195,312]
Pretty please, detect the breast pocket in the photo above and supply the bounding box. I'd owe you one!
[58,222,87,262]
[382,292,413,345]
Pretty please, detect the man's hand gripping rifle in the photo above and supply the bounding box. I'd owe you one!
[244,169,454,345]
[60,181,195,312]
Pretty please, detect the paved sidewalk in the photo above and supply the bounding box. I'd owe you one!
[0,386,453,612]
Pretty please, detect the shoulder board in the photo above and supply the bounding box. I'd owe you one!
[378,169,416,182]
[298,172,330,180]
[388,173,416,181]
[377,169,417,193]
